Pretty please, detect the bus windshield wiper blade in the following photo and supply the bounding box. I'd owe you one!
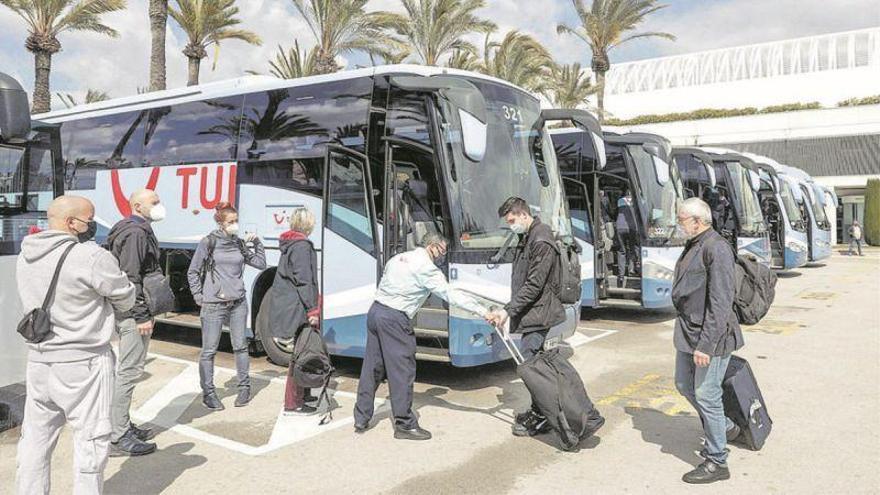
[488,231,518,268]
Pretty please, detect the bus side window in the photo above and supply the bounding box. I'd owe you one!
[60,111,147,191]
[326,152,375,256]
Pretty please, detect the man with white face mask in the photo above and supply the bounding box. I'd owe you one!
[105,189,166,456]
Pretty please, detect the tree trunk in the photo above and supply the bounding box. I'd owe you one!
[313,51,340,75]
[596,70,606,123]
[31,50,53,114]
[187,56,201,86]
[149,0,168,91]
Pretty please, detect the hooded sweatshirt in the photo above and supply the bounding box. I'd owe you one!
[187,230,267,305]
[17,230,136,362]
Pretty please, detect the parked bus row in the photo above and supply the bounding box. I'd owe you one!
[1,66,837,375]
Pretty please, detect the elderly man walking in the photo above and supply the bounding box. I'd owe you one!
[672,198,744,484]
[16,196,135,495]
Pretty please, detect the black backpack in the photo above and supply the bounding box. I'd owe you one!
[291,325,335,424]
[555,236,582,305]
[705,239,777,325]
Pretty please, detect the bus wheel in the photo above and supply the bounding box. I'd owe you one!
[255,296,293,367]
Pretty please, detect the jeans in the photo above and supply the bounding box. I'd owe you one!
[848,238,863,256]
[199,299,250,396]
[674,350,734,465]
[110,318,150,442]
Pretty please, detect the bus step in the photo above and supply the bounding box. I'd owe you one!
[414,307,448,331]
[415,346,450,362]
[414,327,449,339]
[155,312,202,329]
[602,298,643,308]
[607,287,642,301]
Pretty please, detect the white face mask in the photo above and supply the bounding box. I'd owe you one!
[509,221,526,235]
[147,203,166,222]
[225,222,240,236]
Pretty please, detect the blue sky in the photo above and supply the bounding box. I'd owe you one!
[1,0,878,109]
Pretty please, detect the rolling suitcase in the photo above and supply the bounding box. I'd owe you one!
[722,355,772,450]
[495,325,604,451]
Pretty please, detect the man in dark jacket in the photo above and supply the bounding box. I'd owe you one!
[489,197,566,437]
[106,189,166,456]
[672,197,744,484]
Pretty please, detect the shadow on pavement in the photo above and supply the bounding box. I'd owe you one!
[583,307,677,324]
[776,271,802,278]
[104,442,207,495]
[625,406,703,467]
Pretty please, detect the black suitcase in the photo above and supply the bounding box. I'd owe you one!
[496,328,604,451]
[722,355,772,450]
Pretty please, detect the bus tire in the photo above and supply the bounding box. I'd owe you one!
[255,295,291,367]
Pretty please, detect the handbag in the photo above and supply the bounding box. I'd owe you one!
[143,271,176,315]
[17,242,77,343]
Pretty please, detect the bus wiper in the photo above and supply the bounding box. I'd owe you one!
[488,230,518,269]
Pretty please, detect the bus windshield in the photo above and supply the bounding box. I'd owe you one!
[627,145,682,242]
[449,80,569,249]
[779,180,804,229]
[0,145,25,210]
[725,162,765,235]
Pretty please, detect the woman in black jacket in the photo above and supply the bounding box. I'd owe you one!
[267,207,321,415]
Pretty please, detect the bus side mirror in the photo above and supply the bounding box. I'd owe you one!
[0,72,31,142]
[390,76,488,162]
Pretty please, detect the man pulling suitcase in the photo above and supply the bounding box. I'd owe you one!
[488,197,604,443]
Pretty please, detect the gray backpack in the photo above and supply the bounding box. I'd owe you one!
[291,326,335,424]
[555,237,583,305]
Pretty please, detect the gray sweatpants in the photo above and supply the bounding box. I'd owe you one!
[16,350,115,495]
[110,318,151,441]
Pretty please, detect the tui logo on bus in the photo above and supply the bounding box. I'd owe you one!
[110,164,237,217]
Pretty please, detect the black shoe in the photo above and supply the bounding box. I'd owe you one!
[394,425,432,441]
[110,429,157,457]
[283,404,317,416]
[234,388,251,407]
[130,423,154,441]
[726,423,742,442]
[203,393,225,410]
[682,460,730,484]
[303,392,318,404]
[512,410,552,437]
[354,421,371,434]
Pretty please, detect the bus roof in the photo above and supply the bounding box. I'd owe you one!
[34,64,531,122]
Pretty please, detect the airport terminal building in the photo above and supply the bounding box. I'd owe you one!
[604,28,880,244]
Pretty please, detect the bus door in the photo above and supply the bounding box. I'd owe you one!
[563,176,597,306]
[321,145,380,357]
[382,137,450,360]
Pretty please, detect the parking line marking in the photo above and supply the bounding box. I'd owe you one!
[134,353,386,456]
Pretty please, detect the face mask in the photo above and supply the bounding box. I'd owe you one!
[509,221,526,235]
[225,222,240,236]
[74,219,97,243]
[147,203,166,222]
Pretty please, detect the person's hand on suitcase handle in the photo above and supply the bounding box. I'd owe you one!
[486,306,510,338]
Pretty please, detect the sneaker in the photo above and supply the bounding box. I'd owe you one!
[512,410,552,437]
[109,429,157,457]
[303,392,319,404]
[203,393,225,411]
[726,423,742,442]
[283,404,317,416]
[393,425,432,441]
[682,460,730,484]
[130,423,154,442]
[234,388,251,408]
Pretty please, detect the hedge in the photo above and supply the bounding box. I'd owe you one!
[838,95,880,107]
[605,102,822,126]
[865,179,880,246]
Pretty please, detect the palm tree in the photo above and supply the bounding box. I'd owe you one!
[377,0,495,66]
[267,41,319,79]
[169,0,262,86]
[291,0,401,75]
[479,31,554,93]
[0,0,127,113]
[557,0,674,122]
[446,48,480,71]
[57,88,111,108]
[149,0,168,91]
[548,62,596,109]
[369,49,412,66]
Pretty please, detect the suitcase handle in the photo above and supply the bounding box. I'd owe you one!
[492,322,525,365]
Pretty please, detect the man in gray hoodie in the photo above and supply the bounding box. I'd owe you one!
[15,195,135,495]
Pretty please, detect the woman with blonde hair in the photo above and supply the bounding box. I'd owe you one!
[267,207,322,415]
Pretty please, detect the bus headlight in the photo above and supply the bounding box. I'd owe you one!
[643,261,674,282]
[786,241,806,253]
